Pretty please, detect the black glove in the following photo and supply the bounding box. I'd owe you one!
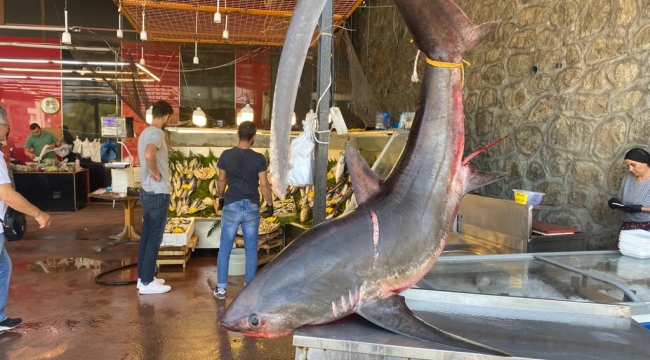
[608,197,624,210]
[609,198,643,213]
[622,204,643,213]
[218,197,225,209]
[267,204,274,217]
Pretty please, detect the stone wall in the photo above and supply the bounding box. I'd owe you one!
[352,0,650,249]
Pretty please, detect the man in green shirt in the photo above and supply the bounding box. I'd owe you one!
[24,123,61,161]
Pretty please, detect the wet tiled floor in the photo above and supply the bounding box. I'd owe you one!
[0,204,295,359]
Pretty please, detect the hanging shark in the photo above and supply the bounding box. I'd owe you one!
[222,0,509,356]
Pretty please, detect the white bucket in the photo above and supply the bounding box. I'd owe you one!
[228,248,246,276]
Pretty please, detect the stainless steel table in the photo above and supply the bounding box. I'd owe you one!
[294,289,650,359]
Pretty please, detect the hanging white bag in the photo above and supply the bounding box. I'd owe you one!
[80,139,92,158]
[90,139,102,163]
[287,115,316,186]
[72,136,82,154]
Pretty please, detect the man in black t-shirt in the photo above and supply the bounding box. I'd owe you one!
[214,121,274,300]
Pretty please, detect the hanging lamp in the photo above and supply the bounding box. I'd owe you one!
[222,0,229,39]
[145,105,153,124]
[61,0,72,44]
[193,107,207,127]
[117,0,124,38]
[240,100,254,122]
[140,0,148,41]
[139,46,145,65]
[214,0,222,23]
[193,11,199,64]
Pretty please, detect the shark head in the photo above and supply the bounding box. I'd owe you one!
[220,267,328,338]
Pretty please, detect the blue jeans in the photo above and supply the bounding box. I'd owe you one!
[217,199,260,288]
[0,235,11,321]
[138,192,170,285]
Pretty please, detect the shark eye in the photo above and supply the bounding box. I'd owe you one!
[249,314,259,328]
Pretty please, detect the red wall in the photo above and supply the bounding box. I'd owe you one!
[235,49,271,129]
[0,36,62,149]
[120,44,180,166]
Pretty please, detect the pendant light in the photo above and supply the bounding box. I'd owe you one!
[214,0,222,23]
[117,0,124,38]
[61,0,72,44]
[222,0,229,39]
[239,100,254,122]
[145,105,153,124]
[139,46,146,66]
[192,107,207,127]
[193,11,199,64]
[140,0,148,41]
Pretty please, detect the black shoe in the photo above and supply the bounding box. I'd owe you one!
[0,318,22,331]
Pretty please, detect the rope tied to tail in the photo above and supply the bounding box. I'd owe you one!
[425,58,471,87]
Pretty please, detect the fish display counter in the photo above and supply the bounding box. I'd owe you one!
[294,250,650,359]
[165,126,405,168]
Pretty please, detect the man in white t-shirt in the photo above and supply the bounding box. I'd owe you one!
[0,106,51,332]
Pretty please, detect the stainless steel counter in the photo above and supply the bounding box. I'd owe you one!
[293,251,650,359]
[294,289,650,359]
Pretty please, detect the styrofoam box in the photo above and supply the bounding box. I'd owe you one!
[162,218,195,246]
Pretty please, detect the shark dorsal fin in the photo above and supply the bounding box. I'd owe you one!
[345,142,381,205]
[462,164,508,194]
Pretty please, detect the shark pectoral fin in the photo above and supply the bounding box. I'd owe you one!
[357,295,511,357]
[462,164,508,195]
[345,142,381,205]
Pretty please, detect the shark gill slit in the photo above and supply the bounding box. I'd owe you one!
[369,210,380,266]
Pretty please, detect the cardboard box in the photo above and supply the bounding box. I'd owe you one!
[162,218,195,246]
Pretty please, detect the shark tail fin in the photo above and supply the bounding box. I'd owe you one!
[345,142,381,205]
[357,295,511,357]
[463,21,500,53]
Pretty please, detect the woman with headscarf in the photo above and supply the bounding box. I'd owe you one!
[609,148,650,242]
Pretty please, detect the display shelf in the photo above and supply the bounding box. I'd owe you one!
[157,236,199,271]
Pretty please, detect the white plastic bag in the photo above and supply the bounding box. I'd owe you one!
[81,139,92,158]
[91,139,102,163]
[72,136,82,154]
[54,144,72,158]
[287,116,315,186]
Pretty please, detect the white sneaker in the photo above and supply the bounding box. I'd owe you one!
[136,277,165,290]
[138,281,171,295]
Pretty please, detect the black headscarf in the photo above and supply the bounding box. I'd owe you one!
[624,148,650,165]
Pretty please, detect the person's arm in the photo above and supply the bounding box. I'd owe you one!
[24,137,35,158]
[217,168,227,198]
[45,133,61,149]
[0,183,51,228]
[258,171,273,206]
[144,143,161,182]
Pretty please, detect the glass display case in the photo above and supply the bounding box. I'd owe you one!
[166,127,406,166]
[418,251,650,304]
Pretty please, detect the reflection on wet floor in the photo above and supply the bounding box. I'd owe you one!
[26,258,136,274]
[4,204,296,359]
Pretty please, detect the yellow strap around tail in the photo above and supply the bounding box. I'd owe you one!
[425,58,471,87]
